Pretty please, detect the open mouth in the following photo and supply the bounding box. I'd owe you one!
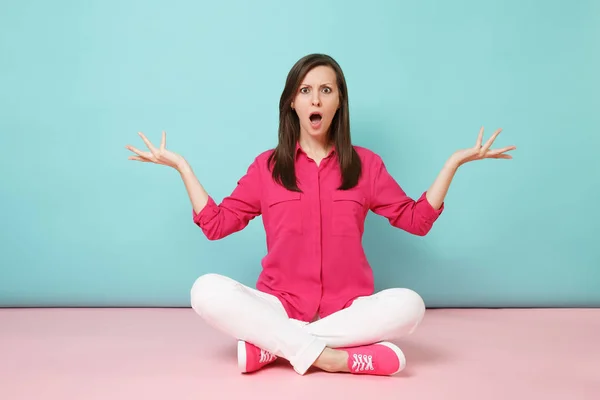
[309,112,323,125]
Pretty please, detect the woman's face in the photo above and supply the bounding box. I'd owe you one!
[292,65,340,141]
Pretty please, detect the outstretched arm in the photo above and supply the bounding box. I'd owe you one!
[178,162,210,214]
[426,126,516,209]
[127,131,210,212]
[425,162,458,211]
[369,127,515,235]
[126,131,261,240]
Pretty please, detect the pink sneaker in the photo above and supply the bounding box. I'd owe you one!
[237,340,277,373]
[342,342,406,375]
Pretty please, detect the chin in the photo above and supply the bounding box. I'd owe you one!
[301,124,331,140]
[307,129,328,138]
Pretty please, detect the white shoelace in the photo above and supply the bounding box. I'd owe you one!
[351,353,374,371]
[259,349,276,363]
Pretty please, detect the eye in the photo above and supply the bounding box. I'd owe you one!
[322,87,332,94]
[300,87,310,94]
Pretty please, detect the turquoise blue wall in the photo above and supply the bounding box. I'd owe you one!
[1,0,598,307]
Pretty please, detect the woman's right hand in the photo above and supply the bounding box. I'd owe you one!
[126,131,188,172]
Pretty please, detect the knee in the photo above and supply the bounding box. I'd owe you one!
[381,288,426,328]
[190,273,239,317]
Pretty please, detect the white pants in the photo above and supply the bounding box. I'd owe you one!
[190,273,426,375]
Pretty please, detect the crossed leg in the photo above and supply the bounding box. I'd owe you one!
[190,273,425,375]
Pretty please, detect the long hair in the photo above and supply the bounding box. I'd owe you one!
[268,53,361,192]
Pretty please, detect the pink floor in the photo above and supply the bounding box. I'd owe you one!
[1,308,599,399]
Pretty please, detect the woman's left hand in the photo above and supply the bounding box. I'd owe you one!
[448,127,516,168]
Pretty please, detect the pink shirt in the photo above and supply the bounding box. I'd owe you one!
[193,144,444,322]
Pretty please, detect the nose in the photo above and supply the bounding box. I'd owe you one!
[311,93,321,106]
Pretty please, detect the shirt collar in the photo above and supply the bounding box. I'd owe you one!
[295,141,336,159]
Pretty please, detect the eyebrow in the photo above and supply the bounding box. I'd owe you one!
[300,82,334,87]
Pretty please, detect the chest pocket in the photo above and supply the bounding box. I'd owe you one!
[331,190,366,237]
[266,190,302,237]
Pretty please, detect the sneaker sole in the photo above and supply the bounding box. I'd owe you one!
[237,340,247,373]
[377,341,407,375]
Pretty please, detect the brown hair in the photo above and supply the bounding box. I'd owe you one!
[268,53,361,192]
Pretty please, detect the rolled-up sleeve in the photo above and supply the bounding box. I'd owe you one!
[193,158,262,240]
[369,156,443,236]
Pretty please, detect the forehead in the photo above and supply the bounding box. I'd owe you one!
[301,65,337,84]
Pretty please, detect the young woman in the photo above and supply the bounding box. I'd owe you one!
[126,54,515,376]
